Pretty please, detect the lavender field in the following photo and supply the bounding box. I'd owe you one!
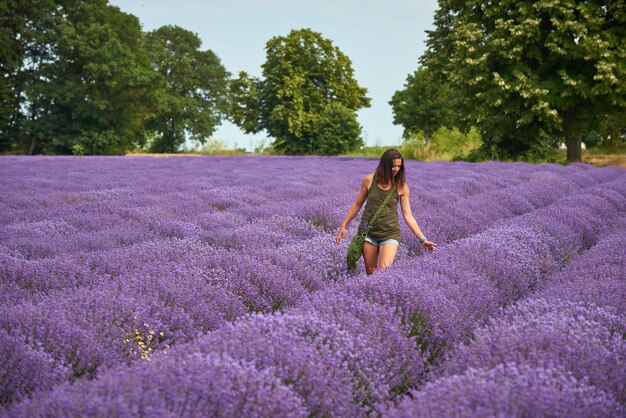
[0,155,625,417]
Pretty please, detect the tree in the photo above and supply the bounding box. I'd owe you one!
[598,109,626,147]
[53,1,160,155]
[0,0,19,152]
[1,0,159,155]
[144,25,229,153]
[312,102,363,155]
[230,28,370,155]
[0,0,60,153]
[422,0,626,162]
[390,67,457,141]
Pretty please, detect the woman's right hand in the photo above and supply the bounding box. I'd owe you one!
[335,226,346,244]
[422,240,437,251]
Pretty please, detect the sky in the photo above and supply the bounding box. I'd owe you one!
[108,0,440,151]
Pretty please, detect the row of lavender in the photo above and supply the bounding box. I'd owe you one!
[1,157,620,297]
[1,157,619,257]
[2,156,624,416]
[3,156,615,312]
[389,223,626,417]
[1,157,623,409]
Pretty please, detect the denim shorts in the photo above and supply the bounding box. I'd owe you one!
[364,236,400,247]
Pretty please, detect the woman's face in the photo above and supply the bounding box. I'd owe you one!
[392,159,402,177]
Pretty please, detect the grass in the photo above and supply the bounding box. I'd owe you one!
[581,144,626,168]
[126,143,626,169]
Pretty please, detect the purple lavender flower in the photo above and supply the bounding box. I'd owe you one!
[189,312,369,416]
[539,224,626,313]
[441,298,626,401]
[386,363,624,418]
[7,352,307,418]
[293,288,427,397]
[1,155,625,415]
[0,329,69,407]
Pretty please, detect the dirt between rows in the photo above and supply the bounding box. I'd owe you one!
[584,154,626,169]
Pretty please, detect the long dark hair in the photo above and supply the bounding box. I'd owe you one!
[375,148,405,189]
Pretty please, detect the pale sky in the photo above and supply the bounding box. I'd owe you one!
[108,0,439,151]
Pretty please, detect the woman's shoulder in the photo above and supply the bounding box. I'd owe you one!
[397,181,409,196]
[359,174,375,191]
[362,173,375,185]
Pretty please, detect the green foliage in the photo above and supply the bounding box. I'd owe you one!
[198,138,249,155]
[339,145,393,158]
[71,143,85,157]
[592,109,626,148]
[465,136,562,163]
[311,103,363,155]
[422,0,626,162]
[229,28,370,155]
[587,142,626,155]
[401,127,482,161]
[199,138,228,154]
[390,67,456,139]
[2,0,161,155]
[0,0,60,153]
[1,2,229,155]
[144,25,229,153]
[0,0,23,151]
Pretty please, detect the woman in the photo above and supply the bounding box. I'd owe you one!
[335,149,436,275]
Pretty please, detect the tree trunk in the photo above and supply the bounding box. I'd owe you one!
[562,110,582,163]
[28,136,37,155]
[566,133,582,163]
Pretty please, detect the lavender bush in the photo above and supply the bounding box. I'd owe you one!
[441,298,626,402]
[292,289,427,395]
[386,363,624,418]
[8,352,307,418]
[538,222,626,313]
[189,312,398,416]
[0,156,624,416]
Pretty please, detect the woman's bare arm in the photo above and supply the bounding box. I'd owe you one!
[335,175,372,243]
[399,184,437,250]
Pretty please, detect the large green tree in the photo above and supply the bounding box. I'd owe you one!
[389,67,455,141]
[230,28,370,155]
[422,0,626,162]
[0,0,60,153]
[144,25,229,153]
[1,0,159,155]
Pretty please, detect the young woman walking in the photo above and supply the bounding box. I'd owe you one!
[335,149,436,275]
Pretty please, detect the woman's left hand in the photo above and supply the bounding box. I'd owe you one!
[422,240,437,251]
[335,225,347,244]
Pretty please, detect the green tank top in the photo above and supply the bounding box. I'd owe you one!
[359,174,401,241]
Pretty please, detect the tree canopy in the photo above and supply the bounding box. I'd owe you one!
[414,0,626,162]
[229,28,370,155]
[1,0,161,155]
[0,1,229,155]
[144,25,229,153]
[389,67,455,141]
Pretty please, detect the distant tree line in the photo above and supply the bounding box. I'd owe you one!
[0,1,369,156]
[2,1,624,160]
[1,0,230,155]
